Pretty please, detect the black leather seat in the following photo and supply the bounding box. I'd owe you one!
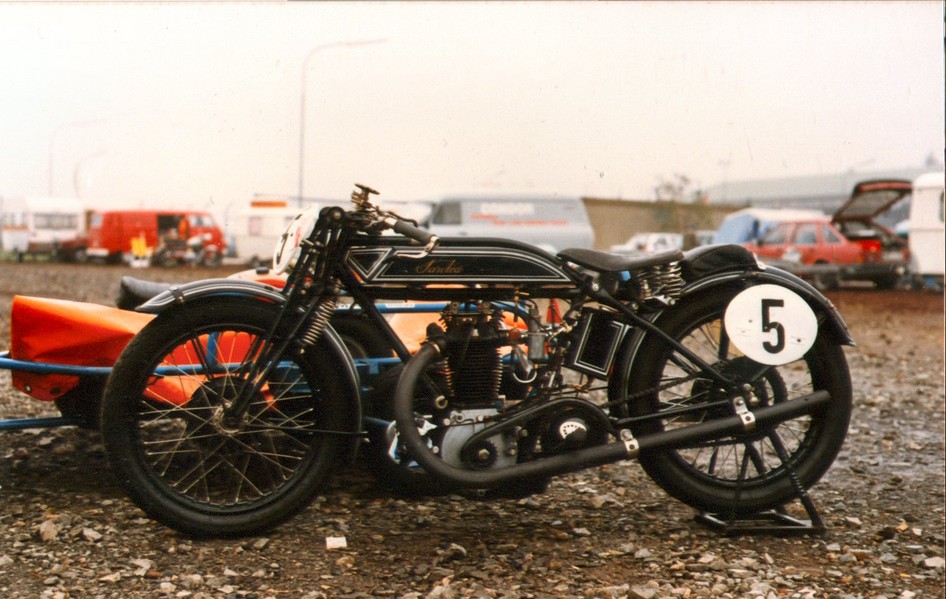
[557,248,684,273]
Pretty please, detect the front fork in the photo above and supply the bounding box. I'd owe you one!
[220,290,340,422]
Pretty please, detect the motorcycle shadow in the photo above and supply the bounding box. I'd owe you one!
[0,427,128,506]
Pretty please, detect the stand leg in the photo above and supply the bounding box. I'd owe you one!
[695,432,826,537]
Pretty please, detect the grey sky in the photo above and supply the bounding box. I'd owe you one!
[0,1,941,213]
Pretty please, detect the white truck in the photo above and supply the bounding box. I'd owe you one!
[0,196,86,261]
[425,195,594,253]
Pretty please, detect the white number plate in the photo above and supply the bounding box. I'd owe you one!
[723,284,818,365]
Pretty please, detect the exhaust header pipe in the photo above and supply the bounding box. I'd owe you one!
[393,343,832,489]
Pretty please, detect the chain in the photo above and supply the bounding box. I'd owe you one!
[601,362,724,410]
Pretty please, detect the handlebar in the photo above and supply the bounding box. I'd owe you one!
[392,218,440,253]
[348,183,439,253]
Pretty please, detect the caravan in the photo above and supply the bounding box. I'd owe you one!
[907,171,945,290]
[0,196,86,261]
[226,199,307,266]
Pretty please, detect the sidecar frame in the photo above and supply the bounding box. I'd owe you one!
[0,298,455,432]
[0,350,406,431]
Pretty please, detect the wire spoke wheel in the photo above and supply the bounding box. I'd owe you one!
[101,300,352,537]
[621,286,852,515]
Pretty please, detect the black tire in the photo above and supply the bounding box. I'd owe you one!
[811,267,839,292]
[100,300,354,537]
[359,365,457,496]
[872,274,899,290]
[329,314,395,360]
[620,285,852,515]
[327,314,444,496]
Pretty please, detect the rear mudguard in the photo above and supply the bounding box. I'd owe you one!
[681,266,855,346]
[609,248,855,401]
[136,278,363,461]
[677,243,853,345]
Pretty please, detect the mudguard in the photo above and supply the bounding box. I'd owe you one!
[608,248,855,402]
[678,244,853,345]
[136,278,363,462]
[680,266,855,346]
[135,278,285,313]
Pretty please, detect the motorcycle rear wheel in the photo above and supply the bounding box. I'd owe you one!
[100,300,352,537]
[621,286,852,516]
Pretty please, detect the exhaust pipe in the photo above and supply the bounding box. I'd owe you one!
[393,343,832,489]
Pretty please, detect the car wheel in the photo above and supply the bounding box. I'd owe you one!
[811,269,839,292]
[873,274,899,290]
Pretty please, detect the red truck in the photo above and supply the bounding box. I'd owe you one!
[85,210,227,266]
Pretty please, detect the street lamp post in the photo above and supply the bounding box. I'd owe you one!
[297,39,386,205]
[73,149,108,198]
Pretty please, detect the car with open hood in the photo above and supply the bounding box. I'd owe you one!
[743,179,911,289]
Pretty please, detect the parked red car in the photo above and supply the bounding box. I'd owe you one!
[743,179,911,290]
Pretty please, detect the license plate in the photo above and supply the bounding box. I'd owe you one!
[882,251,904,261]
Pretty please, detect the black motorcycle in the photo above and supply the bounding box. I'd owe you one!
[100,184,853,537]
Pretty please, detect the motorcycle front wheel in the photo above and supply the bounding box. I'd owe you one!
[621,285,852,516]
[100,300,353,537]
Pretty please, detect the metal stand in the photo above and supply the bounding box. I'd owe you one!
[695,436,826,537]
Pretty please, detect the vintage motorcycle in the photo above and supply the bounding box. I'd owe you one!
[99,184,853,538]
[152,233,223,268]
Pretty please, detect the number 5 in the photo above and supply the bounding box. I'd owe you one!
[761,299,785,354]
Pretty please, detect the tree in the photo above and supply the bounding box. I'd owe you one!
[654,173,694,202]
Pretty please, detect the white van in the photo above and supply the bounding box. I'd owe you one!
[0,196,86,261]
[425,195,594,253]
[907,171,945,290]
[226,199,306,266]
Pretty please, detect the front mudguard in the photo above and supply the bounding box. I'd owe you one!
[135,278,285,313]
[135,279,363,463]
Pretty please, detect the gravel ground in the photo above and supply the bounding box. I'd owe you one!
[0,262,943,599]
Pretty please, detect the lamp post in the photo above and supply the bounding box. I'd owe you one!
[73,149,108,198]
[48,119,104,196]
[297,39,386,205]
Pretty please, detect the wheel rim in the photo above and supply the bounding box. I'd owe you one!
[130,326,324,510]
[642,312,823,488]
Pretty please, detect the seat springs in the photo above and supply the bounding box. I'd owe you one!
[631,261,684,303]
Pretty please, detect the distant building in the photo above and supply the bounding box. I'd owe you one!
[704,167,932,226]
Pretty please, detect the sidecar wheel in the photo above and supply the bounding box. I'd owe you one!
[100,300,354,538]
[619,286,852,516]
[329,314,395,360]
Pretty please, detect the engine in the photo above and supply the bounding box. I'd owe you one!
[438,303,506,408]
[429,302,609,473]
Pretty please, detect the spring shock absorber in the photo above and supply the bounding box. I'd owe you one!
[299,295,337,347]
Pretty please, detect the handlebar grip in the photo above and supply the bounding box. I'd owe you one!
[393,219,439,250]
